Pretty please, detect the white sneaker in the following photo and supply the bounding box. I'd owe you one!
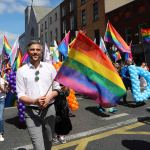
[0,134,4,142]
[59,135,66,144]
[52,136,59,144]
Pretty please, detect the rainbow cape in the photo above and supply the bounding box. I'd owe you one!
[104,21,131,53]
[55,32,126,107]
[141,28,150,43]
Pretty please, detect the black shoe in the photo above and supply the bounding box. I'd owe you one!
[68,113,76,117]
[123,101,128,105]
[136,101,146,106]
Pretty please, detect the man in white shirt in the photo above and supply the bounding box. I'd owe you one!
[16,40,60,150]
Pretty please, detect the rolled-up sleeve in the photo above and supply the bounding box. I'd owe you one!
[16,69,27,99]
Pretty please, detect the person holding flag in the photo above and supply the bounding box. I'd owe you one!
[16,40,61,150]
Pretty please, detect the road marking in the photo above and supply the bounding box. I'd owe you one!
[102,113,129,120]
[12,118,137,150]
[52,122,145,150]
[120,131,150,135]
[12,144,33,150]
[5,106,16,110]
[66,118,137,141]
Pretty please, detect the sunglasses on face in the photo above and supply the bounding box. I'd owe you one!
[35,70,40,82]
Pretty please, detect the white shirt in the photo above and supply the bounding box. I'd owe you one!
[16,62,60,102]
[0,77,6,98]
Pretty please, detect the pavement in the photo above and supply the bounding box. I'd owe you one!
[1,91,150,150]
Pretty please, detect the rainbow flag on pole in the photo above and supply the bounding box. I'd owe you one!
[58,31,70,58]
[12,50,22,71]
[112,51,122,62]
[2,35,12,58]
[141,28,150,43]
[1,36,12,73]
[55,32,126,107]
[104,21,131,53]
[10,37,19,66]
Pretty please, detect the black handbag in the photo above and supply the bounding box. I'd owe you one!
[54,91,72,135]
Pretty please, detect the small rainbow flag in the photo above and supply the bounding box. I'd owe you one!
[141,28,150,43]
[2,35,12,58]
[58,31,70,58]
[104,21,131,53]
[12,50,22,71]
[55,32,126,107]
[112,51,122,62]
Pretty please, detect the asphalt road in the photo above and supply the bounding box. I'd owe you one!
[1,91,150,150]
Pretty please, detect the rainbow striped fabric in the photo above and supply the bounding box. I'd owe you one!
[12,50,22,71]
[10,37,19,66]
[21,52,29,64]
[104,21,131,53]
[112,51,121,62]
[55,32,126,107]
[58,31,70,58]
[2,35,12,58]
[141,28,150,43]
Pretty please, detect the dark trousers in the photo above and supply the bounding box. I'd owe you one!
[123,79,132,102]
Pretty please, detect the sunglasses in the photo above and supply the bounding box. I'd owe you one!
[35,70,40,82]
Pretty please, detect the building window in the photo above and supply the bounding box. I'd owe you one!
[94,29,100,45]
[81,9,86,26]
[70,0,74,12]
[62,20,66,34]
[125,28,132,44]
[30,27,34,38]
[70,16,74,30]
[50,31,52,42]
[81,0,86,5]
[41,33,43,45]
[62,7,65,17]
[93,2,99,21]
[45,21,47,29]
[55,28,58,41]
[55,13,57,21]
[41,24,43,32]
[50,17,52,24]
[45,32,47,43]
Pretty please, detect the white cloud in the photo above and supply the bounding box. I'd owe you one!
[0,0,63,14]
[0,1,25,14]
[26,0,50,6]
[0,3,7,14]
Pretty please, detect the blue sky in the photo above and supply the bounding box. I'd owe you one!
[0,0,63,50]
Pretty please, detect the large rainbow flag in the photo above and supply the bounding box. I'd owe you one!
[104,21,131,53]
[141,28,150,43]
[55,32,126,107]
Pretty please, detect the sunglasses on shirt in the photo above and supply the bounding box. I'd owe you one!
[35,70,40,82]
